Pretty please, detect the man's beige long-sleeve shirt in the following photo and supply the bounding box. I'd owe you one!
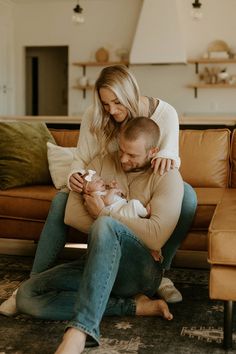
[65,152,184,251]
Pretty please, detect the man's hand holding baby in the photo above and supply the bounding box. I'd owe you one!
[83,193,105,219]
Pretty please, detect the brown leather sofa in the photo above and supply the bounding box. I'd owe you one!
[207,129,236,349]
[0,126,235,349]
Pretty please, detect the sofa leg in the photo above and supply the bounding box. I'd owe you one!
[223,300,234,349]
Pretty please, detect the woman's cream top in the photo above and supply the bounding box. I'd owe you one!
[67,98,180,188]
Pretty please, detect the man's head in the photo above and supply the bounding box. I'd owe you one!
[118,117,160,172]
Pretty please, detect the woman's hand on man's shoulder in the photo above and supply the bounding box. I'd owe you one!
[152,158,176,175]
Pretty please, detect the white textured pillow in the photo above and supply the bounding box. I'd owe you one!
[47,142,77,189]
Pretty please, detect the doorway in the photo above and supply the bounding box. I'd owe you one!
[25,46,68,116]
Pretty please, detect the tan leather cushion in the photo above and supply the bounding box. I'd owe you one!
[208,189,236,266]
[192,188,224,229]
[0,216,87,242]
[179,230,208,251]
[0,217,45,241]
[50,129,80,147]
[210,265,236,300]
[0,185,57,220]
[0,185,87,242]
[231,129,236,187]
[179,188,224,253]
[179,129,230,188]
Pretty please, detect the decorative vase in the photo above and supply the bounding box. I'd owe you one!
[78,76,88,88]
[95,47,109,62]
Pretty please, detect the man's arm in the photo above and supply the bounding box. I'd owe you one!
[64,191,94,234]
[100,169,184,251]
[64,156,105,233]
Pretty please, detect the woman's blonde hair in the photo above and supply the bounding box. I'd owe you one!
[90,65,141,152]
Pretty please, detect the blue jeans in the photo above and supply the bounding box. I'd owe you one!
[16,217,163,344]
[31,182,197,274]
[162,182,197,269]
[31,191,69,276]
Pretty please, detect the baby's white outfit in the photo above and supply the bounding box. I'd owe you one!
[96,191,148,218]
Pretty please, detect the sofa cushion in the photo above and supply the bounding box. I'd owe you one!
[230,129,236,187]
[192,187,225,229]
[179,230,208,251]
[47,142,77,189]
[49,128,80,147]
[179,129,230,188]
[210,266,236,301]
[179,187,225,253]
[0,185,57,220]
[0,122,55,190]
[0,185,88,242]
[208,189,236,266]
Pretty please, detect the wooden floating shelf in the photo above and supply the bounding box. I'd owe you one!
[187,58,236,97]
[188,58,236,64]
[186,83,236,98]
[187,83,236,89]
[72,61,129,67]
[72,85,94,90]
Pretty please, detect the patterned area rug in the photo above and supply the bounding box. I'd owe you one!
[0,254,235,354]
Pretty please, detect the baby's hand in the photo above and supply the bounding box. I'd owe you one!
[103,188,118,206]
[108,179,119,189]
[146,203,151,218]
[108,180,124,197]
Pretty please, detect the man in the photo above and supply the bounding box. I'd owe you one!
[16,117,184,354]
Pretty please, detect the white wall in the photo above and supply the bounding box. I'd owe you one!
[0,0,14,115]
[13,0,142,115]
[12,0,236,117]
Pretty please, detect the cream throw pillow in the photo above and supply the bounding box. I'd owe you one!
[47,142,77,189]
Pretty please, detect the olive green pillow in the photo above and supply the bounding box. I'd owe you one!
[0,122,56,190]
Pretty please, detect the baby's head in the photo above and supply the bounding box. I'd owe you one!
[82,170,106,193]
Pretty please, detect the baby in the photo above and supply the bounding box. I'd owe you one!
[82,169,149,218]
[82,170,161,262]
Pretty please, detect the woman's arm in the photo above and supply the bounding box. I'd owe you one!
[67,106,100,190]
[151,100,180,174]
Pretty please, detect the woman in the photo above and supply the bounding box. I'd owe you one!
[0,65,196,317]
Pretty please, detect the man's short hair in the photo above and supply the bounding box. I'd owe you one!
[121,117,160,150]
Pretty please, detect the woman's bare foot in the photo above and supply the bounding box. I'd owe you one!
[135,294,173,320]
[55,327,87,354]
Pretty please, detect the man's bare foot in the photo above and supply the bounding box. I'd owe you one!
[135,294,173,320]
[55,327,87,354]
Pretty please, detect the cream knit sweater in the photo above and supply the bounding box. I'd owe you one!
[65,151,184,251]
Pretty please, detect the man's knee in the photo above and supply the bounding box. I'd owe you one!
[183,183,197,216]
[90,216,114,233]
[89,216,119,244]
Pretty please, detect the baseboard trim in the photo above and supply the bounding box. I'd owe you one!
[0,238,87,259]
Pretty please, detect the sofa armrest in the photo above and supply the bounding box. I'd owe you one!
[208,188,236,266]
